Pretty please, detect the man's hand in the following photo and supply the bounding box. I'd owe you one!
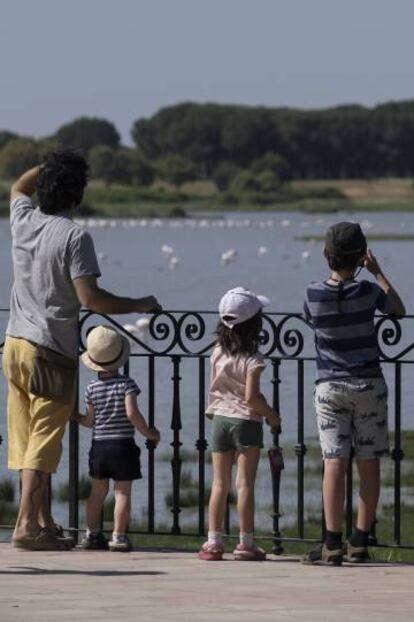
[138,296,162,313]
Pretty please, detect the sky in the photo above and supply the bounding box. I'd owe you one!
[1,0,414,144]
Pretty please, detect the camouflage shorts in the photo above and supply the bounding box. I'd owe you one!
[314,377,389,460]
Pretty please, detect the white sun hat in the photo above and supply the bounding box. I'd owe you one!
[218,286,270,328]
[81,325,130,372]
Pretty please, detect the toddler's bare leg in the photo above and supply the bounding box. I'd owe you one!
[86,478,109,531]
[113,480,132,534]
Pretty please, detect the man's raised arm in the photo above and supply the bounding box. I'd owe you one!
[11,166,41,202]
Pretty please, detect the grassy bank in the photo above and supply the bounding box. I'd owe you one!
[1,178,414,217]
[1,432,413,560]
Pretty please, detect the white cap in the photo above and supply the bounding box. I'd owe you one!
[218,287,270,329]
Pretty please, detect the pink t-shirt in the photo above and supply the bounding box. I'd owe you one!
[206,344,265,422]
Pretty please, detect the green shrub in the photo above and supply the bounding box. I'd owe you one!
[103,497,115,521]
[0,478,15,503]
[0,500,18,523]
[56,475,92,502]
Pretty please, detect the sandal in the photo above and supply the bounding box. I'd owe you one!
[233,543,266,561]
[198,541,224,561]
[12,528,74,551]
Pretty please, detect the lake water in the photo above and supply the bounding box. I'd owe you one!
[1,209,414,531]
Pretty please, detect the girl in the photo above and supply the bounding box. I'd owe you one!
[199,287,281,561]
[72,325,160,552]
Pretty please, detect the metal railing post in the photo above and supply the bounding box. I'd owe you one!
[196,356,207,536]
[295,360,307,539]
[68,369,79,542]
[170,355,182,534]
[270,357,284,554]
[392,362,403,545]
[147,355,156,533]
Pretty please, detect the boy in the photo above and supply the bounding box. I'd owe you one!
[303,222,405,565]
[72,325,160,552]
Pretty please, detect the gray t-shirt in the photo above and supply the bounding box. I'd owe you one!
[7,195,101,358]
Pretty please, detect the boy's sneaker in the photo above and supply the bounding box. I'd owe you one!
[108,535,132,552]
[344,541,370,563]
[233,543,266,561]
[198,541,224,561]
[302,544,343,566]
[79,531,109,550]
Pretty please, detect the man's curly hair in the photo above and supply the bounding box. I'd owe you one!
[36,150,88,214]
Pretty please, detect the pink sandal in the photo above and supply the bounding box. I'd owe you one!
[198,541,224,561]
[233,543,266,561]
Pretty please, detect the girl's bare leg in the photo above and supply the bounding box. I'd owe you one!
[235,447,261,533]
[208,451,234,532]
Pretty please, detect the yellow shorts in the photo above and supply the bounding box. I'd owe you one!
[2,336,76,474]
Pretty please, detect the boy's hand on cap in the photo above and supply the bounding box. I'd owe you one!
[364,249,382,277]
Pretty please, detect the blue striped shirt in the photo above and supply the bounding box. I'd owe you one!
[304,279,393,382]
[85,375,140,440]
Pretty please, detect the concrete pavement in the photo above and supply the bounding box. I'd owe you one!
[0,544,413,621]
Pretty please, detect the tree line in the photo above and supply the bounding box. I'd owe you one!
[1,100,414,190]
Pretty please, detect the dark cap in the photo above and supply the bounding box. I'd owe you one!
[325,222,366,255]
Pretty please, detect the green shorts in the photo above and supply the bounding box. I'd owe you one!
[210,415,263,452]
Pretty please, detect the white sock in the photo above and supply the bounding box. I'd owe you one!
[207,531,223,547]
[112,531,126,542]
[86,528,100,538]
[240,532,254,548]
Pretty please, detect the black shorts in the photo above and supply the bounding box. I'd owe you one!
[89,438,142,481]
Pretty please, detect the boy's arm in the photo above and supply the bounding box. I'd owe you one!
[71,403,95,428]
[10,166,41,201]
[125,393,160,444]
[364,249,406,317]
[245,367,281,429]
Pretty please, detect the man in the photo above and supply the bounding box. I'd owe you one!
[2,151,161,550]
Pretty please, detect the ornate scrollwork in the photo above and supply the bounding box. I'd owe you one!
[176,312,207,354]
[275,314,309,357]
[259,314,279,356]
[147,312,179,354]
[2,309,414,362]
[375,315,414,361]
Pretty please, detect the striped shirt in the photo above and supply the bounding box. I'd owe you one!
[85,375,140,440]
[304,279,393,383]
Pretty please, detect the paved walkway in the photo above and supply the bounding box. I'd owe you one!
[0,544,413,621]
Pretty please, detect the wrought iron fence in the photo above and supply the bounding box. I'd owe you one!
[1,309,414,551]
